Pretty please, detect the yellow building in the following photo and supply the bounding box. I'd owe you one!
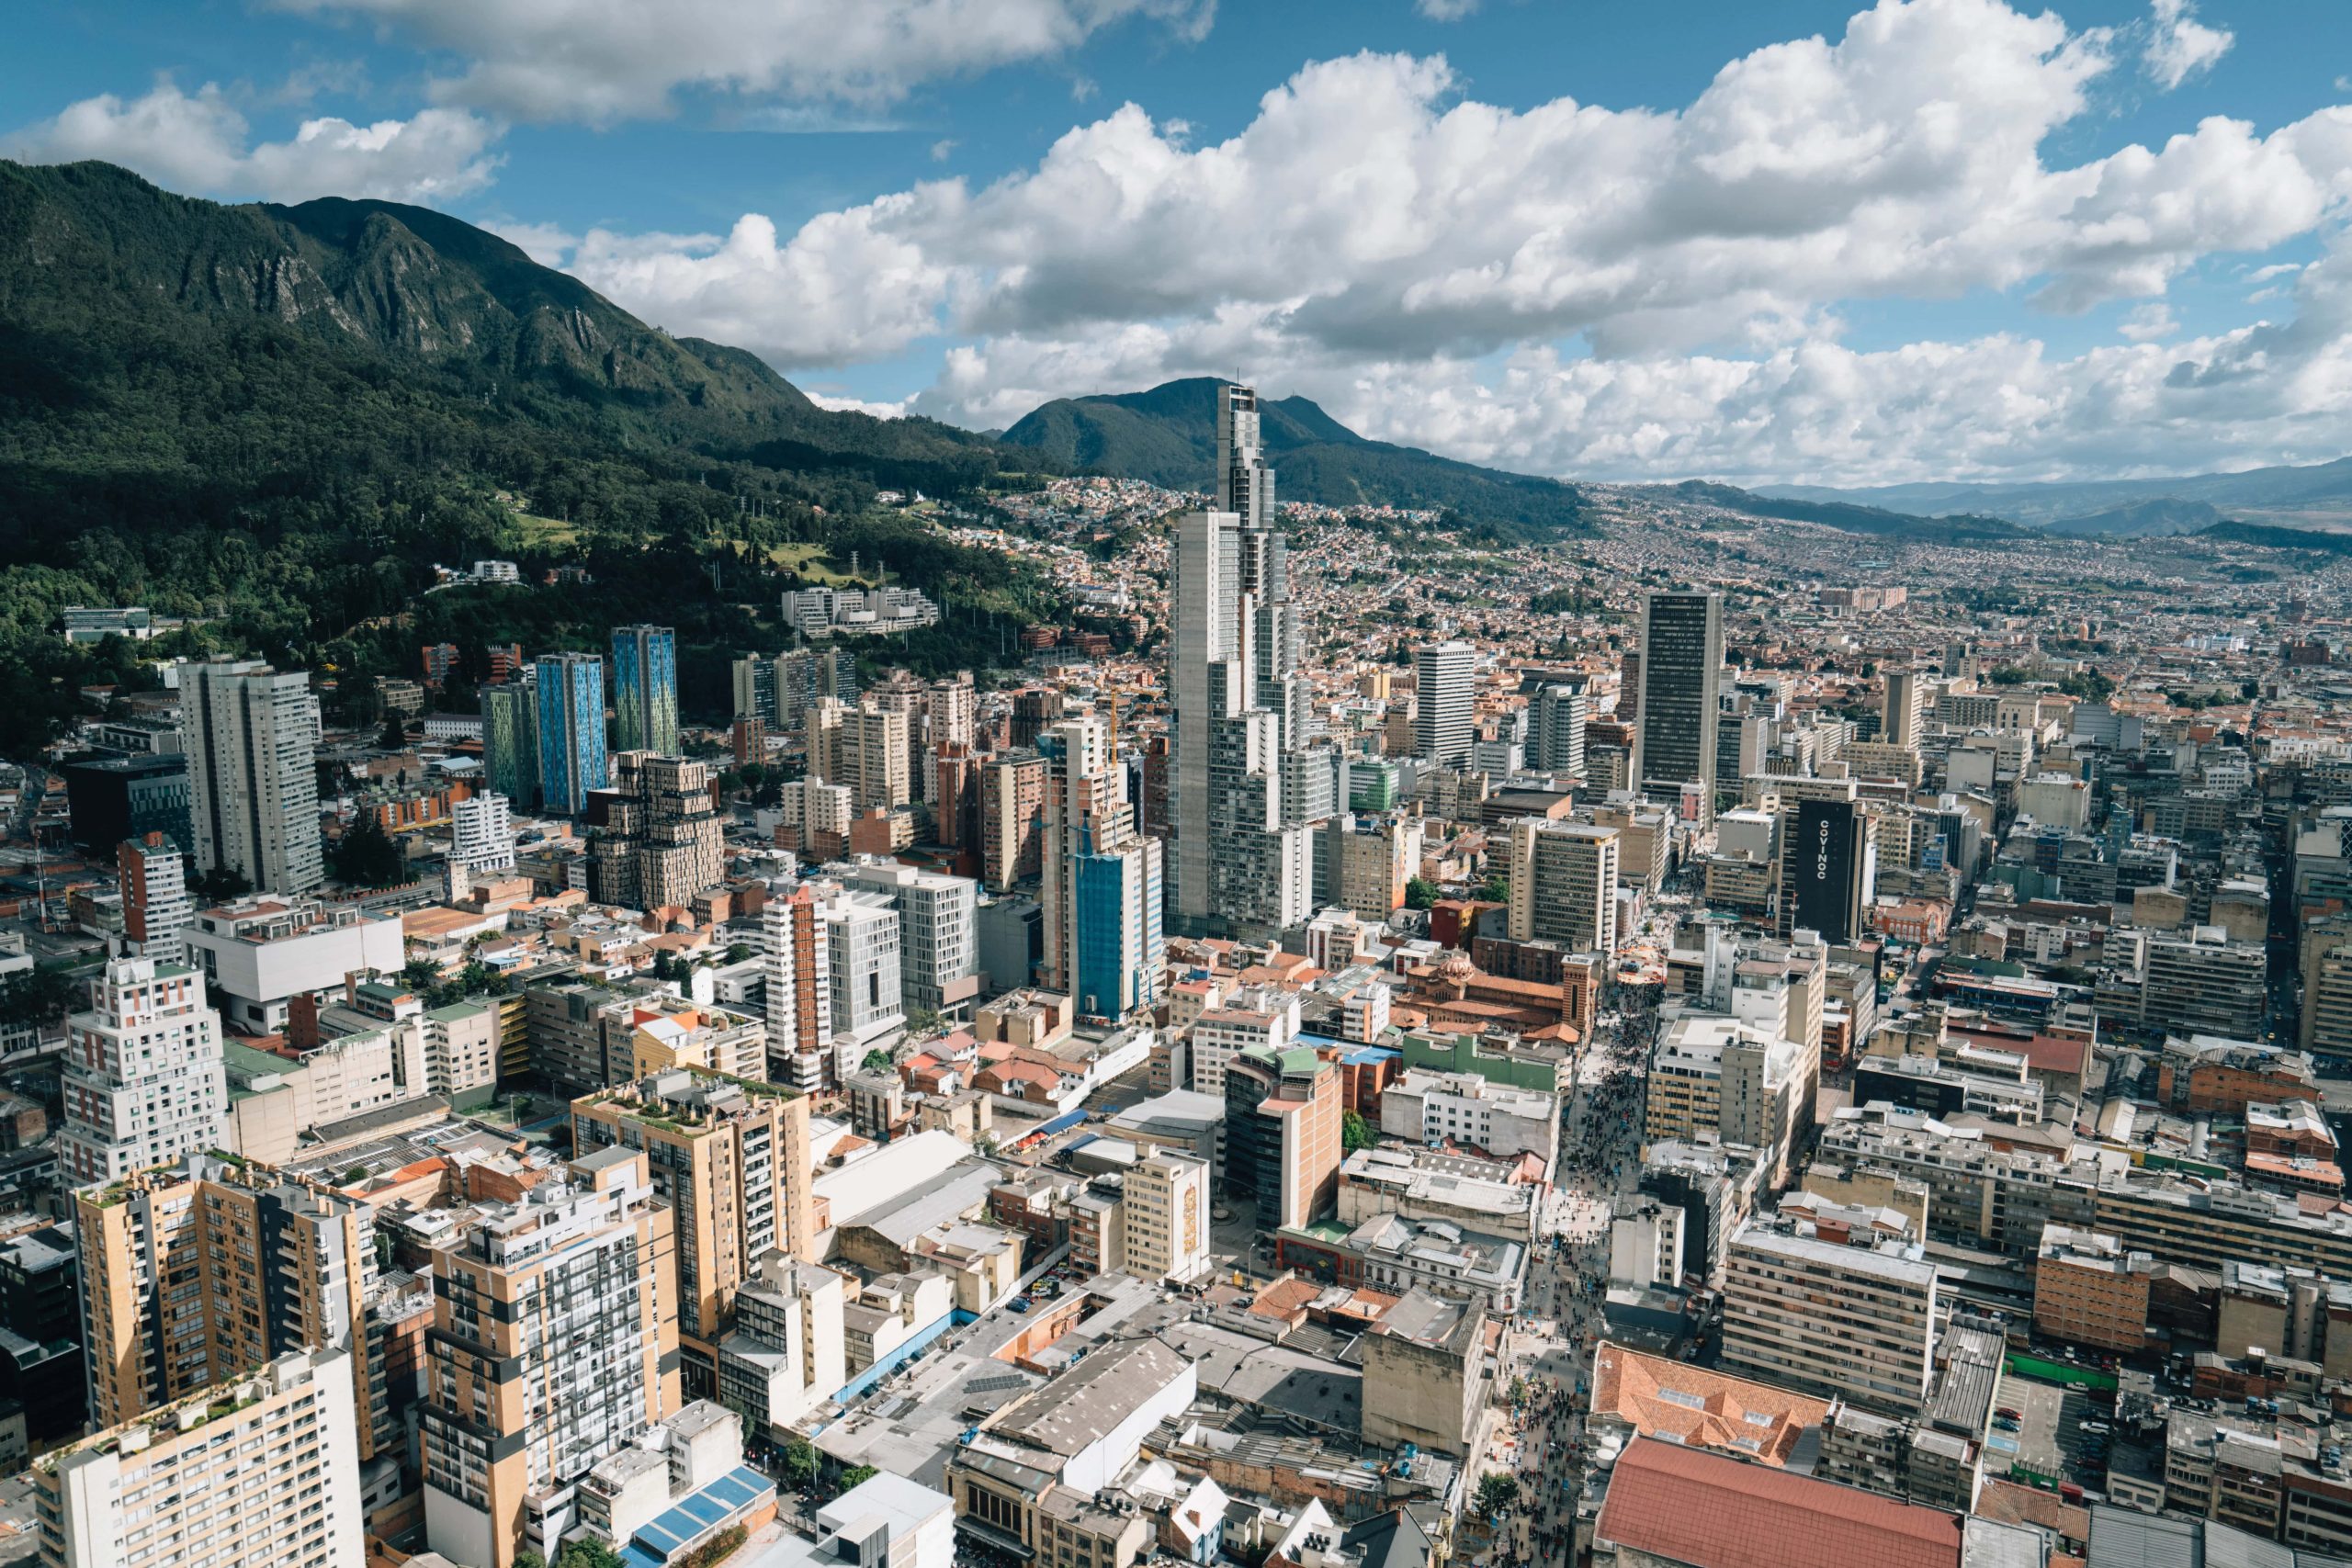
[571,1070,817,1393]
[420,1146,682,1568]
[76,1153,391,1461]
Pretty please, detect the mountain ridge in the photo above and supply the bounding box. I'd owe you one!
[999,376,1593,537]
[1760,456,2352,533]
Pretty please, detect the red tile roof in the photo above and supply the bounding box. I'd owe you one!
[1594,1438,1962,1568]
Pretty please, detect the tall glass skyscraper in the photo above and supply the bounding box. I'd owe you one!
[610,624,679,754]
[536,652,607,814]
[482,681,537,807]
[1633,590,1725,818]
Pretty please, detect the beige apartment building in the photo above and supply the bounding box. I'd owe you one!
[571,1069,816,1396]
[36,1346,363,1568]
[1719,1221,1940,1416]
[76,1153,391,1461]
[420,1146,681,1568]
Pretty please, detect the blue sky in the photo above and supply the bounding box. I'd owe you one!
[6,0,2352,485]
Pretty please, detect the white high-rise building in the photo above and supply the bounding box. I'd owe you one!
[119,832,190,965]
[181,658,324,894]
[1170,383,1316,938]
[449,792,516,874]
[1529,679,1589,779]
[843,860,979,1021]
[1413,642,1476,769]
[59,956,230,1186]
[822,889,905,1072]
[761,886,833,1089]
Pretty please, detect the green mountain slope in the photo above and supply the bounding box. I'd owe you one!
[0,159,1049,751]
[1660,481,2031,542]
[1000,376,1589,536]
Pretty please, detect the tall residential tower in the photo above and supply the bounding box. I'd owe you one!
[1170,383,1317,938]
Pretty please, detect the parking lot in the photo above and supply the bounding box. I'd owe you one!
[1991,1371,2110,1488]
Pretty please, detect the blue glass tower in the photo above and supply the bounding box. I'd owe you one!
[536,652,607,814]
[611,625,679,755]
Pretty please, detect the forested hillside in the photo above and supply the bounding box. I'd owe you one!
[0,160,1050,751]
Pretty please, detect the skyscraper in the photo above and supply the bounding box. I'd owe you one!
[536,652,607,814]
[1883,666,1924,749]
[1170,383,1314,937]
[1632,591,1725,815]
[481,680,537,807]
[1040,715,1164,1022]
[1504,818,1621,951]
[611,624,680,754]
[420,1150,678,1566]
[76,1155,390,1457]
[761,886,832,1090]
[180,657,324,893]
[1413,641,1476,769]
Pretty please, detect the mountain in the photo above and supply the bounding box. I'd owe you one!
[999,377,1589,536]
[0,159,1050,751]
[1652,480,2031,542]
[1760,457,2352,533]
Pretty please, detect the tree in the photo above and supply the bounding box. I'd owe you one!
[839,1464,879,1493]
[0,964,84,1031]
[554,1545,625,1568]
[379,712,410,750]
[861,1047,895,1075]
[1404,876,1439,910]
[400,956,443,993]
[1473,874,1509,904]
[191,866,251,904]
[1341,1110,1375,1154]
[779,1435,820,1488]
[333,816,407,888]
[512,1555,546,1568]
[903,1005,944,1038]
[725,942,752,964]
[1476,1472,1516,1516]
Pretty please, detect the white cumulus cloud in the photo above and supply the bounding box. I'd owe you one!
[269,0,1217,122]
[1,79,503,204]
[2144,0,2233,91]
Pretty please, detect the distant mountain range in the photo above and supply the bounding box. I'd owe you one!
[999,378,1593,537]
[1761,457,2352,536]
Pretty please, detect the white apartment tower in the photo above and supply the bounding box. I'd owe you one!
[118,832,190,965]
[182,658,324,893]
[1529,679,1589,780]
[59,956,230,1186]
[1170,383,1317,938]
[450,791,517,874]
[1413,641,1476,769]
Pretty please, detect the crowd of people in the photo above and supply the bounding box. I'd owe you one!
[1476,997,1658,1565]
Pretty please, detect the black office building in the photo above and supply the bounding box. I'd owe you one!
[1781,796,1872,943]
[1632,591,1724,815]
[62,750,191,855]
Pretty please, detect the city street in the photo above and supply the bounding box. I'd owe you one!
[1467,997,1654,1566]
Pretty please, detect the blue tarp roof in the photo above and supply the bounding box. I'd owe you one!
[1024,1109,1088,1139]
[627,1465,775,1564]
